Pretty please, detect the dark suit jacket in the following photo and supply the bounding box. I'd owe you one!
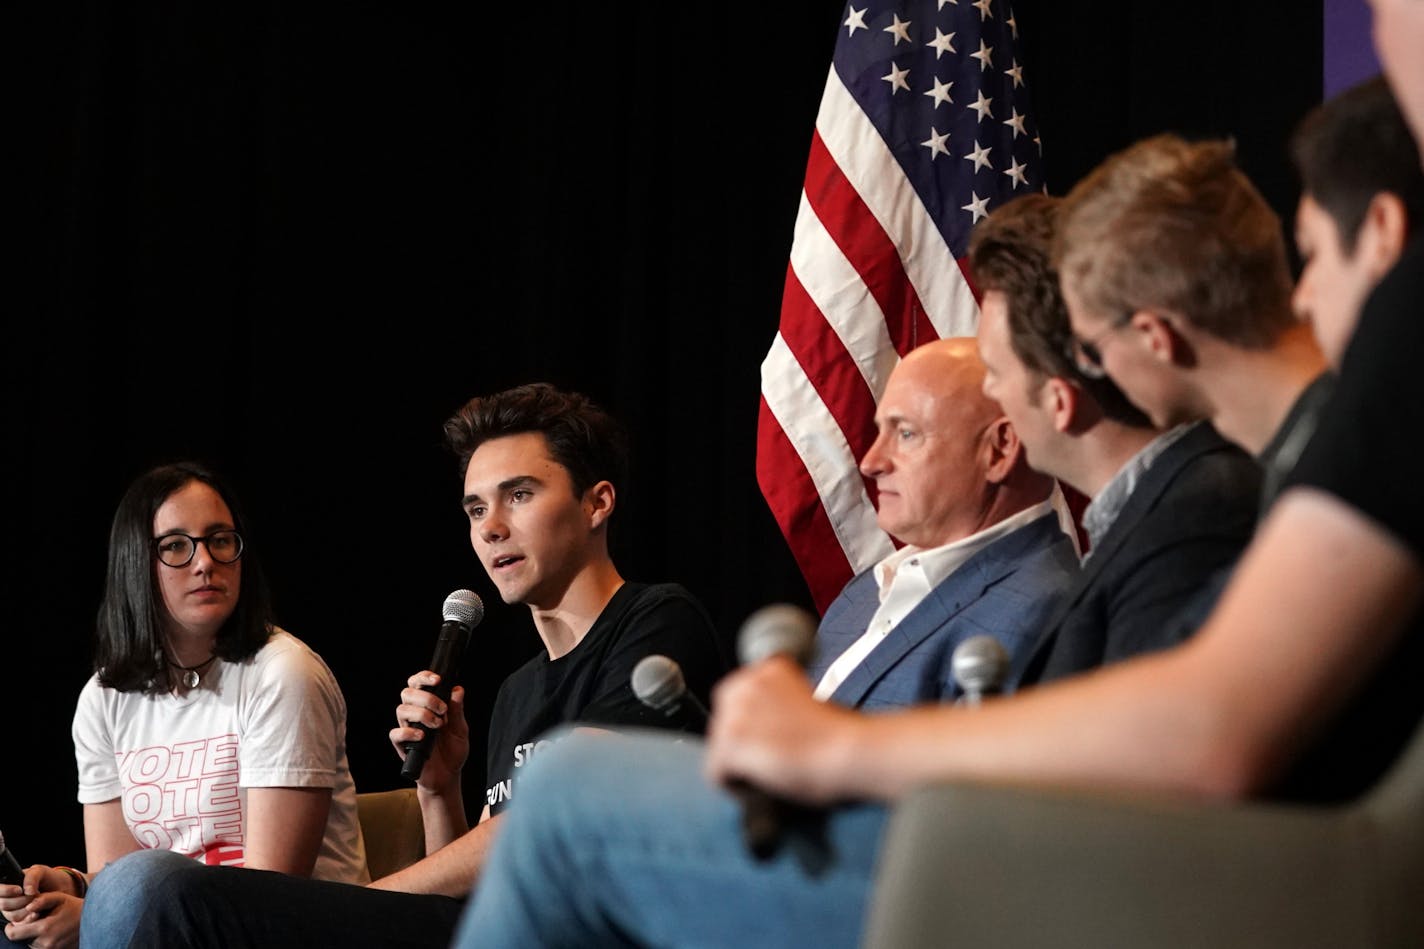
[1021,423,1262,686]
[807,512,1078,709]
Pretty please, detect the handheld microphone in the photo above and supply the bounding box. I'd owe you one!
[737,604,818,668]
[631,654,709,727]
[0,830,24,887]
[734,603,818,861]
[951,635,1010,706]
[400,589,485,782]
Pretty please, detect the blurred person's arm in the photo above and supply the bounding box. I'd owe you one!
[706,488,1422,803]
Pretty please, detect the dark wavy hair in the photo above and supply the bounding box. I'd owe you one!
[969,193,1151,428]
[95,462,274,693]
[443,383,629,498]
[1291,75,1423,252]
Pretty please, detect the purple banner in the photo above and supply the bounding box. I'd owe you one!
[1325,0,1380,96]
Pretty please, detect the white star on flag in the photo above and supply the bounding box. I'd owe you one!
[964,140,993,171]
[1003,107,1028,137]
[922,127,951,159]
[962,191,991,222]
[884,14,913,45]
[882,61,911,93]
[971,38,994,71]
[924,77,954,107]
[926,27,957,58]
[969,89,993,121]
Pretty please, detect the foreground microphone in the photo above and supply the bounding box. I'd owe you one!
[737,604,818,668]
[401,589,485,782]
[952,635,1010,706]
[735,603,818,860]
[0,830,23,886]
[631,654,708,727]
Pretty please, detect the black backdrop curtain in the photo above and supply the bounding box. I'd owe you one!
[9,1,1321,865]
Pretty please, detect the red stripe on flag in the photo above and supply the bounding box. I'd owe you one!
[776,265,880,465]
[756,396,855,613]
[802,131,940,356]
[957,257,981,305]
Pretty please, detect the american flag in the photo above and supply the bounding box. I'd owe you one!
[757,0,1045,612]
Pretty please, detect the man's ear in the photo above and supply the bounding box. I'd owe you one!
[1132,310,1196,368]
[585,480,617,530]
[1356,192,1409,280]
[983,417,1022,484]
[1043,376,1078,433]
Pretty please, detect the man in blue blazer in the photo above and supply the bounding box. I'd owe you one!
[805,337,1078,708]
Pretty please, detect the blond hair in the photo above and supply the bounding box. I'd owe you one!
[1056,134,1294,348]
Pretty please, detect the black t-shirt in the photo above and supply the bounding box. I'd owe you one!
[482,581,731,815]
[1274,235,1424,801]
[1256,372,1334,511]
[1156,374,1338,640]
[1289,236,1424,555]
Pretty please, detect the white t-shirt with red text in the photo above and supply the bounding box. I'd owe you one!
[72,628,368,883]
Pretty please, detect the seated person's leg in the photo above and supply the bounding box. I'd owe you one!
[80,850,193,949]
[458,728,888,949]
[82,848,464,949]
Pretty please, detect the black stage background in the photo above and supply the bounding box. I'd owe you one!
[8,2,1322,865]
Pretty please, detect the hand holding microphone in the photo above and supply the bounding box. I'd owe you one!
[674,603,835,868]
[633,649,819,866]
[394,590,485,783]
[729,604,819,860]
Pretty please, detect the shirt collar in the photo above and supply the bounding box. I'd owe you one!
[1081,422,1195,555]
[873,498,1058,598]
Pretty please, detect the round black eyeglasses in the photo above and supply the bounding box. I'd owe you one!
[153,530,244,568]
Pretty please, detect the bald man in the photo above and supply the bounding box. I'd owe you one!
[806,338,1077,708]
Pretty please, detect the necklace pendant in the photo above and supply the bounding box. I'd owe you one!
[184,669,200,689]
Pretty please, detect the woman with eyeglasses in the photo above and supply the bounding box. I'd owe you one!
[1,462,367,949]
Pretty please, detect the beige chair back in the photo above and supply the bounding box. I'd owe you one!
[356,787,426,881]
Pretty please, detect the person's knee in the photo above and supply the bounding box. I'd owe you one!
[90,849,197,900]
[504,729,604,832]
[81,850,202,946]
[505,728,712,861]
[513,728,683,818]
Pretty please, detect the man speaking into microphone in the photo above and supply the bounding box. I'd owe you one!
[81,383,731,949]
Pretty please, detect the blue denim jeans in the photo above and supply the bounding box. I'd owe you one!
[79,848,462,948]
[456,728,889,948]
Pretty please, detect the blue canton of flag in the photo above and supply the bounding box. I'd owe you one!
[837,0,1045,255]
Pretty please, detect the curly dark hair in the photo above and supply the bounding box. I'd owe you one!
[969,194,1150,427]
[443,383,629,498]
[1291,75,1423,253]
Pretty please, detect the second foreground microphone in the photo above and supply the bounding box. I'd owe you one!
[630,649,797,862]
[401,589,485,782]
[951,634,1011,706]
[631,654,708,726]
[735,604,818,861]
[630,605,818,862]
